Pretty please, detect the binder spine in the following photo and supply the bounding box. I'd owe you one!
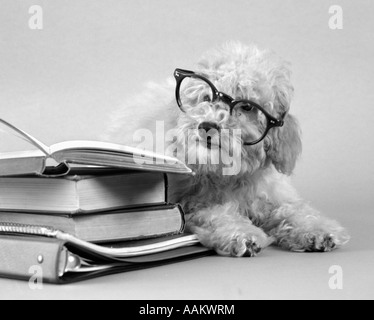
[0,234,64,284]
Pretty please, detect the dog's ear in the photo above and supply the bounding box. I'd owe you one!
[264,59,302,175]
[266,113,302,175]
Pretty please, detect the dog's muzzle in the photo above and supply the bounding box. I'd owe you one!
[198,122,221,133]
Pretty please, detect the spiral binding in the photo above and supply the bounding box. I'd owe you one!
[0,222,58,238]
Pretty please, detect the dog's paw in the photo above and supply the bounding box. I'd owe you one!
[301,233,337,252]
[290,231,350,253]
[216,230,273,257]
[217,235,262,257]
[272,215,350,253]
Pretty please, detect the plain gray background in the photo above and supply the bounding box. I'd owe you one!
[0,0,373,300]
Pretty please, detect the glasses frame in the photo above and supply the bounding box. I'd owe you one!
[174,68,287,145]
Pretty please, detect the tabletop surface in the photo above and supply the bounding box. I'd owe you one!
[0,211,373,300]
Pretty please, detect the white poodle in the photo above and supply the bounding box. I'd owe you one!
[104,42,349,257]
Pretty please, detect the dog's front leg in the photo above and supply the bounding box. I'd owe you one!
[185,203,273,257]
[262,202,350,252]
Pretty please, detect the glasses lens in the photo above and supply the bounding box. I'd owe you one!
[233,101,268,143]
[179,77,214,109]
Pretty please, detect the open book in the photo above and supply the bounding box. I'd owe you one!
[0,118,192,177]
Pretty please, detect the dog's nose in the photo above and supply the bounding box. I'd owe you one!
[198,122,221,133]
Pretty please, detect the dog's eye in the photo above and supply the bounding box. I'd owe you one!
[241,104,254,112]
[202,95,212,102]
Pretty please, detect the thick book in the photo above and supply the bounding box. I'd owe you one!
[0,118,192,177]
[0,204,185,243]
[0,171,169,214]
[0,224,213,284]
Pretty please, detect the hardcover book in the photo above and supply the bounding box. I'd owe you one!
[0,171,168,214]
[0,204,185,243]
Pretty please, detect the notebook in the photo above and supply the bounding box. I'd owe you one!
[0,223,214,284]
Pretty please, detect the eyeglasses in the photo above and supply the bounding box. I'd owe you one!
[174,68,287,146]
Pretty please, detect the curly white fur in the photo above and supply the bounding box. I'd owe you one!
[103,42,350,257]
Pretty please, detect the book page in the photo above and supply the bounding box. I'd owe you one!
[50,140,186,165]
[0,150,46,160]
[0,118,50,156]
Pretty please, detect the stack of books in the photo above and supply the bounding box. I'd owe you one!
[0,118,212,284]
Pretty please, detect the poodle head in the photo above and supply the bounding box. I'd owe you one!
[174,42,302,177]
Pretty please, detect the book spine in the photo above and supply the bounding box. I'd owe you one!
[164,173,169,203]
[0,235,64,284]
[176,203,186,233]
